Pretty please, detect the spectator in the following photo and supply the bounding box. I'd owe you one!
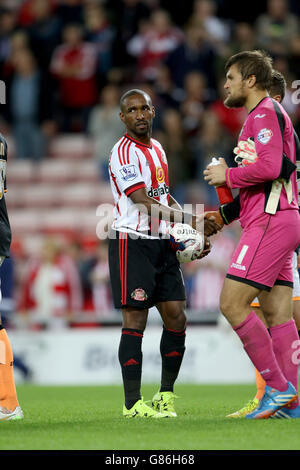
[180,71,210,138]
[83,3,116,83]
[255,0,300,55]
[27,0,62,72]
[191,0,231,47]
[154,108,192,192]
[109,0,151,68]
[17,0,56,28]
[8,48,52,161]
[89,242,113,318]
[0,29,30,85]
[164,20,217,93]
[0,7,18,69]
[127,9,184,81]
[229,22,258,54]
[153,64,184,109]
[50,23,98,132]
[192,110,234,206]
[87,83,124,180]
[55,0,84,28]
[19,237,83,329]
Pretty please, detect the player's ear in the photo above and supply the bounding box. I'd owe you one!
[119,111,125,124]
[152,106,155,118]
[248,74,256,89]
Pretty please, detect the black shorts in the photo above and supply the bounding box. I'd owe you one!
[109,230,186,309]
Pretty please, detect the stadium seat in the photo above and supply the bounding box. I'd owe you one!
[7,160,35,184]
[48,134,93,159]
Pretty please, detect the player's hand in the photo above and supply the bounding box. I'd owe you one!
[191,214,221,236]
[204,211,224,230]
[197,236,211,259]
[233,138,258,166]
[203,158,227,186]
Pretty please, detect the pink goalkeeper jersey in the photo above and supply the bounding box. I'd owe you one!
[226,96,299,229]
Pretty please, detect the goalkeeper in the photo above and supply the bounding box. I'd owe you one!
[204,53,300,420]
[207,69,300,418]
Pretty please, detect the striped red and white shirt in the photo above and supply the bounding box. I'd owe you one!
[109,133,170,238]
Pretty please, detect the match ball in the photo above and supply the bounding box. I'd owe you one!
[169,223,204,263]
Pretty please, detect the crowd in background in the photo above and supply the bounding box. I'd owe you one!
[0,0,300,328]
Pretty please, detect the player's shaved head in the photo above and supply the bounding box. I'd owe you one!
[120,89,152,111]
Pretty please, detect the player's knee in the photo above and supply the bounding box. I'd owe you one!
[219,296,246,321]
[164,308,186,331]
[219,296,232,318]
[122,308,148,332]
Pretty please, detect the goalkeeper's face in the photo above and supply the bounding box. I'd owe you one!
[223,65,247,109]
[120,93,155,139]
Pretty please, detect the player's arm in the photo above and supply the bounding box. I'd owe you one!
[205,195,241,227]
[225,111,286,189]
[129,188,221,236]
[168,195,182,211]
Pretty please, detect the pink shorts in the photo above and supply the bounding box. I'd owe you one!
[227,210,300,291]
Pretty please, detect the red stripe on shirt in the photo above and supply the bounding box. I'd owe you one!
[124,182,146,197]
[136,151,142,174]
[139,147,159,199]
[126,141,132,164]
[124,133,152,148]
[118,137,126,165]
[122,139,130,166]
[109,162,121,215]
[136,211,141,231]
[109,163,121,197]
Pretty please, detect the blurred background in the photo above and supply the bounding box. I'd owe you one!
[0,0,299,384]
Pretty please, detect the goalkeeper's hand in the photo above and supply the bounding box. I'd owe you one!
[233,138,258,166]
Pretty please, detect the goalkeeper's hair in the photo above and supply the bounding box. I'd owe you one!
[225,50,273,91]
[268,70,286,102]
[120,89,152,111]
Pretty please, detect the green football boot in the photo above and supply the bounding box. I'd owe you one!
[152,391,178,417]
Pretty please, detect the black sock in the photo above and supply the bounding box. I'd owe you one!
[160,326,186,393]
[118,328,143,409]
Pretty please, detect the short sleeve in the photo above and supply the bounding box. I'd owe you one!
[110,143,146,196]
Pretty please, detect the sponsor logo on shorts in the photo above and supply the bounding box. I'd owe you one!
[230,262,246,271]
[131,288,148,301]
[119,165,138,181]
[257,128,273,144]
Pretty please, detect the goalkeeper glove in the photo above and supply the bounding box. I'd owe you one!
[233,138,258,166]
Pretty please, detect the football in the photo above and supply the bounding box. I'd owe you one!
[169,223,205,263]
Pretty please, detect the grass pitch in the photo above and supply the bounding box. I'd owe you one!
[1,383,300,450]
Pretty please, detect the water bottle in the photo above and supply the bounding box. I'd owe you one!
[209,157,233,205]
